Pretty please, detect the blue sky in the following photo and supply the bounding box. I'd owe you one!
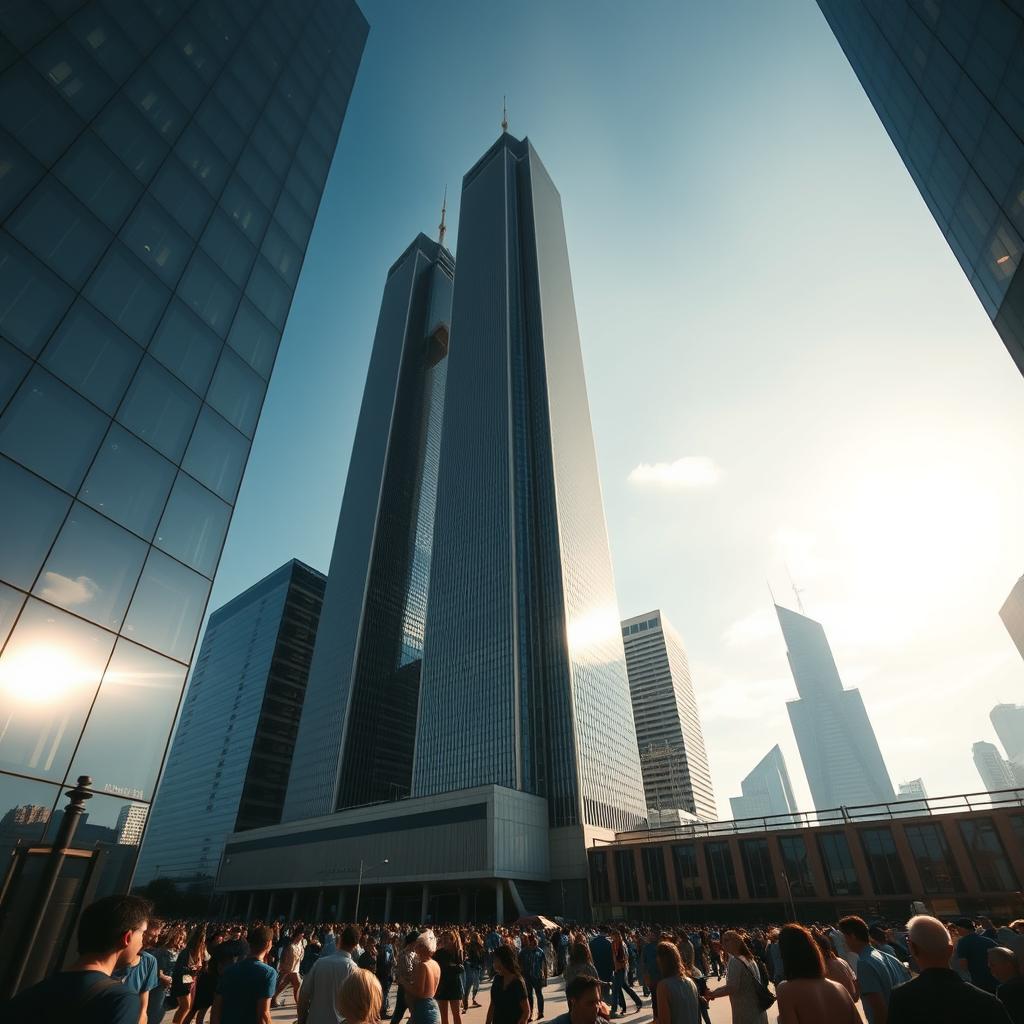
[212,0,1024,816]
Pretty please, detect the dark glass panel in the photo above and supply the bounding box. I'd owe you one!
[206,347,266,437]
[148,300,222,395]
[199,210,256,289]
[93,94,168,184]
[589,850,610,904]
[0,232,74,356]
[740,838,778,898]
[227,299,280,379]
[0,128,44,219]
[182,406,249,502]
[860,827,910,895]
[116,356,201,461]
[150,157,215,239]
[641,846,669,901]
[0,456,72,590]
[817,833,862,896]
[84,243,170,346]
[705,841,739,899]
[959,818,1020,890]
[176,250,240,337]
[124,62,187,141]
[614,849,638,902]
[194,93,245,163]
[173,121,230,198]
[671,843,702,900]
[54,130,141,231]
[219,177,270,247]
[0,62,83,165]
[119,195,193,288]
[0,337,31,410]
[778,835,816,897]
[0,775,61,861]
[67,4,141,83]
[154,472,230,577]
[904,823,964,894]
[246,255,293,330]
[30,27,117,119]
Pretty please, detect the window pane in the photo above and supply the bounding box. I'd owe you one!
[30,27,117,120]
[69,639,186,800]
[148,300,222,395]
[119,195,193,288]
[122,548,210,662]
[614,849,638,902]
[93,94,168,184]
[173,121,229,197]
[0,774,62,860]
[183,406,249,502]
[117,357,201,461]
[155,472,230,576]
[150,157,214,239]
[778,836,816,897]
[236,143,279,208]
[0,598,116,782]
[0,62,84,165]
[740,838,777,898]
[124,62,187,141]
[53,130,142,231]
[0,337,31,409]
[959,818,1020,890]
[200,210,256,289]
[817,833,862,896]
[705,841,739,899]
[0,456,72,590]
[0,367,109,492]
[67,4,140,84]
[260,220,303,289]
[860,828,910,895]
[41,300,142,415]
[671,843,702,900]
[0,128,44,220]
[245,255,292,330]
[588,850,610,904]
[34,502,148,631]
[227,299,280,378]
[84,243,170,346]
[0,231,74,356]
[220,177,270,246]
[206,347,266,437]
[195,93,245,163]
[641,846,668,901]
[177,250,240,338]
[79,424,176,540]
[43,790,149,859]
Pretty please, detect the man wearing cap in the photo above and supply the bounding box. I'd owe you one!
[953,917,1000,994]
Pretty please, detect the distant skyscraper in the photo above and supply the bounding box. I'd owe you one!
[897,778,928,801]
[283,234,453,820]
[991,703,1024,762]
[623,611,717,822]
[137,560,325,885]
[1000,576,1024,663]
[777,604,896,810]
[729,745,798,822]
[973,740,1021,793]
[410,132,646,834]
[115,804,148,846]
[815,1,1024,375]
[0,0,367,862]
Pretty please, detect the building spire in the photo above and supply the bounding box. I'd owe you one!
[785,562,806,614]
[438,185,447,247]
[501,95,508,134]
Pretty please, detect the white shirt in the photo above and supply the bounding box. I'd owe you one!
[297,949,357,1024]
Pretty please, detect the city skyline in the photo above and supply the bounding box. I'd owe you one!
[196,0,1024,820]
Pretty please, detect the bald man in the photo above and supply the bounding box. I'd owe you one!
[887,915,1011,1024]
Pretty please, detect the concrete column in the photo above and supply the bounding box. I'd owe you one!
[384,886,394,922]
[245,892,255,922]
[288,890,299,921]
[495,880,504,923]
[266,892,276,920]
[314,888,325,922]
[420,884,430,922]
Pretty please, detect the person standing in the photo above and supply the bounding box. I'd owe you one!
[377,931,397,1017]
[112,931,161,1024]
[211,926,276,1024]
[436,930,466,1024]
[589,928,614,1003]
[640,930,662,1013]
[463,932,484,1011]
[172,925,208,1024]
[297,924,360,1024]
[705,930,768,1024]
[487,946,529,1024]
[653,942,700,1024]
[989,947,1024,1024]
[774,924,858,1024]
[519,933,547,1020]
[953,918,1000,994]
[407,931,442,1024]
[151,924,187,1024]
[838,916,901,1024]
[273,928,306,1006]
[610,930,642,1016]
[392,929,422,1024]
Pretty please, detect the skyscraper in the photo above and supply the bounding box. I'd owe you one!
[777,604,896,810]
[729,745,798,822]
[973,740,1021,792]
[412,132,646,835]
[1000,575,1024,662]
[991,703,1024,771]
[136,560,325,886]
[283,233,453,820]
[896,777,929,815]
[622,611,716,822]
[0,0,367,864]
[815,1,1024,375]
[115,804,148,846]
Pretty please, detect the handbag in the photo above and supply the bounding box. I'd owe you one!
[742,958,776,1012]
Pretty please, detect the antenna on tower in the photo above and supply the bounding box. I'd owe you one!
[785,562,807,614]
[438,185,447,247]
[767,579,778,606]
[501,95,508,134]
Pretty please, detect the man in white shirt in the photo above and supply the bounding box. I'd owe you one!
[297,925,360,1024]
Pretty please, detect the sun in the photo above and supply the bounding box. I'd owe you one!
[0,646,79,706]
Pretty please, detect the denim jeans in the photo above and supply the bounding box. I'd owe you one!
[463,967,481,1005]
[524,977,544,1016]
[611,969,641,1014]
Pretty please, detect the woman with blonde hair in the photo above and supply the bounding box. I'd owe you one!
[341,967,384,1024]
[407,929,442,1024]
[654,941,699,1024]
[435,930,466,1024]
[706,931,768,1024]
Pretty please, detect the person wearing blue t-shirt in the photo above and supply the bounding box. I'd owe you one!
[839,916,895,1024]
[113,946,161,1022]
[212,926,277,1024]
[954,918,1001,994]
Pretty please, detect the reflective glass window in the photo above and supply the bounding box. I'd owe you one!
[0,769,62,858]
[614,849,638,902]
[170,18,218,85]
[173,121,230,198]
[0,456,72,590]
[124,63,188,141]
[206,347,266,437]
[183,406,249,502]
[220,178,270,247]
[0,62,83,165]
[251,117,289,178]
[200,210,256,289]
[195,93,245,163]
[285,163,319,219]
[30,27,117,120]
[0,598,116,782]
[641,846,669,901]
[122,548,210,662]
[53,130,141,231]
[0,4,55,53]
[214,71,257,132]
[817,833,862,896]
[69,639,187,800]
[155,473,230,577]
[0,337,31,410]
[117,357,201,461]
[259,221,303,290]
[79,424,175,540]
[777,835,815,897]
[7,177,111,289]
[93,94,168,184]
[671,843,702,900]
[34,503,147,630]
[740,838,777,898]
[149,39,204,113]
[705,841,739,899]
[274,189,313,250]
[67,4,140,84]
[84,243,170,346]
[860,827,910,895]
[959,818,1020,890]
[245,257,292,331]
[119,195,193,288]
[149,300,222,395]
[589,850,610,904]
[41,300,142,415]
[0,581,23,647]
[43,790,148,850]
[236,144,279,209]
[0,128,44,220]
[227,299,280,379]
[0,367,108,492]
[0,232,74,356]
[150,157,215,239]
[177,250,239,337]
[103,0,161,54]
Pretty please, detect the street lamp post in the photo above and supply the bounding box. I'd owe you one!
[780,871,797,923]
[354,857,389,923]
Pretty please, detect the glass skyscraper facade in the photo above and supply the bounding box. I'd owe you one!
[0,0,366,864]
[412,133,645,833]
[729,744,799,822]
[778,604,896,811]
[283,234,453,820]
[135,559,325,886]
[1001,574,1024,662]
[816,0,1024,374]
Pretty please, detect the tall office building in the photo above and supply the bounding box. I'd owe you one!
[991,703,1024,771]
[115,804,148,846]
[136,560,325,886]
[973,740,1021,792]
[778,604,896,810]
[1000,576,1024,662]
[622,611,716,822]
[0,0,367,864]
[815,1,1024,375]
[283,233,453,820]
[897,777,928,800]
[729,744,798,822]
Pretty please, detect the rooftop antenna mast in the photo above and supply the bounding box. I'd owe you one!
[501,95,508,134]
[438,185,447,247]
[785,562,807,614]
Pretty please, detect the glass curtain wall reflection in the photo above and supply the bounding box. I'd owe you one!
[0,0,367,864]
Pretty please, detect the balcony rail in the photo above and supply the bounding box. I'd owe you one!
[598,787,1024,845]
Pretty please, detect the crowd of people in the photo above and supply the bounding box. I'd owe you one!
[5,894,1024,1024]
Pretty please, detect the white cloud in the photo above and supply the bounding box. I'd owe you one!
[627,456,722,490]
[37,572,99,607]
[722,607,778,648]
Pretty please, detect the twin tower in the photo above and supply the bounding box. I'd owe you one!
[281,133,647,871]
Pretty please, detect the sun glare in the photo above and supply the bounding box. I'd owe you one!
[0,646,79,706]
